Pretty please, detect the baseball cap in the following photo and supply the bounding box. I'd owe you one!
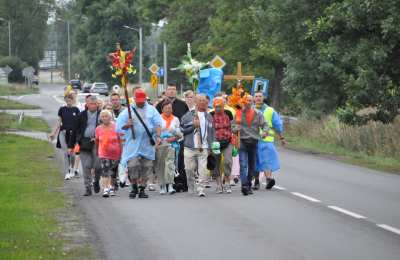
[134,89,147,103]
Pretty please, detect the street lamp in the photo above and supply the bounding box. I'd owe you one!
[123,25,143,86]
[0,17,11,57]
[57,18,71,81]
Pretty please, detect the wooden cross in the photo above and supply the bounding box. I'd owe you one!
[224,62,255,84]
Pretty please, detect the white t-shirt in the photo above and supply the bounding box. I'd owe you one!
[193,111,208,149]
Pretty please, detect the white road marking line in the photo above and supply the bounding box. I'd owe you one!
[17,95,25,100]
[274,185,286,190]
[291,192,321,203]
[328,206,366,219]
[377,224,400,235]
[53,95,64,104]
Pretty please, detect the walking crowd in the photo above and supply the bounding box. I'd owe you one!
[49,84,286,198]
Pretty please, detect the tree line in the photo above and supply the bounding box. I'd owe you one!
[60,0,400,123]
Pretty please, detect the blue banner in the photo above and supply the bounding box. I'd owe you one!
[198,68,223,106]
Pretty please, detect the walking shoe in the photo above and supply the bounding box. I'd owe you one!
[224,185,232,194]
[83,187,92,196]
[253,179,260,190]
[198,191,206,197]
[266,178,276,190]
[119,181,126,188]
[138,187,149,198]
[129,184,138,199]
[74,170,80,178]
[205,182,211,189]
[168,184,176,195]
[93,180,100,193]
[241,186,249,196]
[233,177,239,184]
[148,183,156,191]
[159,185,166,195]
[230,180,236,186]
[109,188,115,196]
[64,172,71,180]
[102,189,109,198]
[216,186,223,194]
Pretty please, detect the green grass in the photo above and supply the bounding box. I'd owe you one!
[0,83,38,96]
[0,97,40,109]
[0,113,50,132]
[286,135,400,174]
[0,134,93,259]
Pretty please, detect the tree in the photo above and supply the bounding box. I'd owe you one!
[0,0,53,69]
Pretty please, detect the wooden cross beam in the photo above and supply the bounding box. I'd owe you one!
[224,62,255,83]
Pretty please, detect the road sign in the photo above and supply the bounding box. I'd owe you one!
[157,68,164,77]
[22,66,35,78]
[148,63,160,74]
[210,55,226,69]
[150,74,158,88]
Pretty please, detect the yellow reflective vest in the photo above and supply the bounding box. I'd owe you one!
[262,106,275,142]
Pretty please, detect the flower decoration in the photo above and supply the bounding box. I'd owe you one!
[228,83,249,108]
[109,47,137,78]
[171,43,207,90]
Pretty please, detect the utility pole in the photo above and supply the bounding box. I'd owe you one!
[123,25,143,86]
[8,20,10,56]
[67,21,71,81]
[139,27,143,86]
[163,42,167,91]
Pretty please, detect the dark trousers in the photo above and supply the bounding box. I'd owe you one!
[174,141,188,191]
[239,140,257,187]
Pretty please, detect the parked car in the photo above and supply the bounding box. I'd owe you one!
[90,82,109,96]
[82,82,92,93]
[69,79,82,90]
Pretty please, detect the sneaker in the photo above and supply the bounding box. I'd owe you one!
[64,172,71,180]
[148,183,156,191]
[83,187,92,196]
[230,180,236,186]
[102,189,109,198]
[93,180,100,193]
[129,185,138,199]
[74,170,80,178]
[266,178,276,190]
[168,184,176,195]
[205,182,211,189]
[138,189,149,198]
[129,190,137,199]
[241,186,249,196]
[233,177,239,184]
[119,181,126,188]
[224,185,232,194]
[253,179,260,190]
[109,188,115,196]
[159,185,166,195]
[216,186,223,194]
[198,191,206,197]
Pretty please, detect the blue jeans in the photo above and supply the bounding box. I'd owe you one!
[239,140,257,187]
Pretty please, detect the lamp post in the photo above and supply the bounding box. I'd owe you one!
[57,18,71,81]
[123,25,143,86]
[0,17,11,56]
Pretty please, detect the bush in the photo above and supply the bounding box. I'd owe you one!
[0,56,29,83]
[286,115,400,159]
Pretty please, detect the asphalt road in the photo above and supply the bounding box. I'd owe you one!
[18,84,400,260]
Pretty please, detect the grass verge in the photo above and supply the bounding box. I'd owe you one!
[285,135,400,174]
[0,134,93,259]
[0,83,38,96]
[0,97,40,110]
[0,113,49,132]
